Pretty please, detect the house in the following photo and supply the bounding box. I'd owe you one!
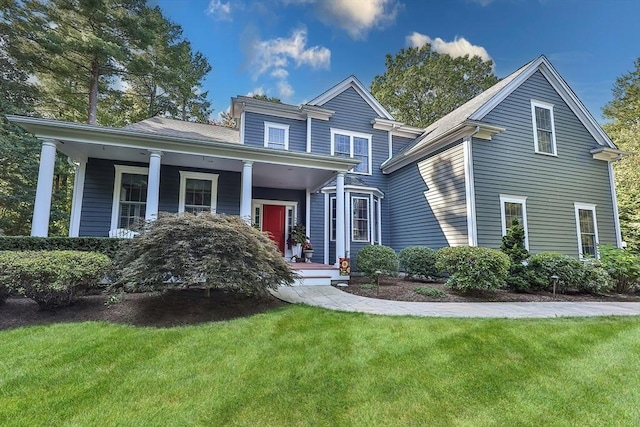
[8,55,625,283]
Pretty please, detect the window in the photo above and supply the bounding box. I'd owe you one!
[329,196,336,241]
[500,195,529,249]
[574,203,599,258]
[179,171,219,214]
[111,165,149,231]
[531,100,557,155]
[330,129,372,174]
[352,197,370,242]
[264,122,289,150]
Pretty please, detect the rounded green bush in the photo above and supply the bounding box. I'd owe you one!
[435,246,510,292]
[599,244,640,293]
[398,246,438,279]
[527,252,587,293]
[355,245,398,279]
[0,250,111,308]
[580,264,613,294]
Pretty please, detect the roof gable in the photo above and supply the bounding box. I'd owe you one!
[308,75,394,120]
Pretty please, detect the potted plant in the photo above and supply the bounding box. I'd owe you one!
[290,224,308,260]
[302,241,314,263]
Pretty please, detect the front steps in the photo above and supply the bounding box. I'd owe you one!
[288,262,349,286]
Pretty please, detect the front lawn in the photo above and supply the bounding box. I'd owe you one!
[2,306,639,426]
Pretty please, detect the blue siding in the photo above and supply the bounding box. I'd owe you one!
[253,187,306,224]
[392,135,414,156]
[79,158,241,237]
[474,70,617,255]
[244,112,307,152]
[309,192,325,264]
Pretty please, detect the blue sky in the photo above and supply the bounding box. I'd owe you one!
[154,0,640,123]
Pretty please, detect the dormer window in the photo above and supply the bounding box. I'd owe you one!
[330,128,372,175]
[264,122,289,150]
[531,100,557,156]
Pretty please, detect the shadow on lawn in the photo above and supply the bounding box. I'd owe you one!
[0,289,287,330]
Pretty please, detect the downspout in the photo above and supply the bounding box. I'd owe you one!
[463,126,480,247]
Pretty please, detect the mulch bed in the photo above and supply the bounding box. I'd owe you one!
[0,288,286,331]
[342,276,640,303]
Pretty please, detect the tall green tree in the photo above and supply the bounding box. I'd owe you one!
[371,45,499,128]
[603,57,640,252]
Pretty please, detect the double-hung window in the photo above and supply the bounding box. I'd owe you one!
[264,122,289,150]
[330,129,372,174]
[500,195,529,249]
[352,197,370,242]
[531,100,557,155]
[179,171,219,214]
[111,165,149,231]
[574,203,599,258]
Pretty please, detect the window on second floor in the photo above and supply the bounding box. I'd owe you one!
[531,100,557,156]
[330,128,372,174]
[264,122,289,150]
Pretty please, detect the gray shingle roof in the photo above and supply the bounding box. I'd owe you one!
[123,117,239,143]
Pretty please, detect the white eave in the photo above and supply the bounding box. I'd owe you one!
[371,118,424,139]
[230,96,335,121]
[590,146,628,161]
[7,115,359,172]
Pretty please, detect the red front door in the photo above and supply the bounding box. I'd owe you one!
[262,205,286,254]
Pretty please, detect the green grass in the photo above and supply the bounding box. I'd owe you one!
[1,306,639,426]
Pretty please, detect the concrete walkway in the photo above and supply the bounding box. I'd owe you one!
[271,285,640,318]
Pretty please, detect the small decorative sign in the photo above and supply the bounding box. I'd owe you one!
[339,257,350,276]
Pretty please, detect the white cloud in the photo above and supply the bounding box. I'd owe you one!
[406,32,492,62]
[277,80,294,98]
[270,68,289,79]
[246,87,265,97]
[206,0,232,21]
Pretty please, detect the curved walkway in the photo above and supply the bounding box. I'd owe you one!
[271,286,640,318]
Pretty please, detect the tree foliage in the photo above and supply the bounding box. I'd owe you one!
[114,213,295,295]
[371,45,499,128]
[603,57,640,252]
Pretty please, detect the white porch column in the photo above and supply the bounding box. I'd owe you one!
[240,161,253,223]
[145,150,162,222]
[68,160,86,237]
[335,172,346,265]
[31,139,58,237]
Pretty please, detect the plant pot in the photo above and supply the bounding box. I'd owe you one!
[303,250,314,263]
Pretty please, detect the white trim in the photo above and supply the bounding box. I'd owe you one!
[178,171,219,214]
[351,196,370,243]
[321,184,384,198]
[608,162,623,248]
[329,196,337,241]
[252,199,299,258]
[387,130,393,160]
[335,173,345,265]
[252,199,299,209]
[531,100,557,156]
[463,138,478,246]
[145,150,162,222]
[499,194,529,250]
[574,202,599,259]
[308,76,394,120]
[376,196,382,245]
[69,160,86,237]
[324,193,329,264]
[263,121,290,150]
[110,165,149,233]
[330,128,373,175]
[239,110,246,144]
[306,117,312,153]
[305,190,311,239]
[345,191,351,255]
[369,193,375,245]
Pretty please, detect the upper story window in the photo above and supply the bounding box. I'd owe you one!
[500,195,529,250]
[179,171,219,214]
[330,128,372,175]
[574,203,599,258]
[531,100,557,156]
[264,122,289,150]
[111,165,149,231]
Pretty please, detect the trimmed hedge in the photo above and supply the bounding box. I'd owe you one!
[527,252,586,293]
[0,250,111,308]
[355,245,398,279]
[599,244,640,293]
[398,246,438,279]
[0,236,122,258]
[436,247,510,292]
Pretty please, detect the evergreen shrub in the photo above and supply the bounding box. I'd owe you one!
[435,246,510,292]
[355,245,398,280]
[398,246,438,279]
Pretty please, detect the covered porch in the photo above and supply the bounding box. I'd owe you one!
[9,115,358,268]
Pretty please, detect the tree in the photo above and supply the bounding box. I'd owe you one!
[603,57,640,252]
[252,94,282,103]
[500,218,531,292]
[371,45,499,128]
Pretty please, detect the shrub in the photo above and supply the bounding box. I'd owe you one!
[398,246,438,279]
[114,213,295,296]
[414,286,446,298]
[579,263,613,294]
[500,218,531,292]
[435,247,510,292]
[527,252,586,293]
[355,245,398,280]
[599,244,640,293]
[0,250,111,308]
[0,236,122,258]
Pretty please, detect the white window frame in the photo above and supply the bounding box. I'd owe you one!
[264,122,290,150]
[329,196,336,241]
[111,165,149,232]
[500,195,529,250]
[574,203,599,259]
[531,100,557,156]
[330,128,372,175]
[252,199,298,257]
[351,196,370,243]
[178,171,219,214]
